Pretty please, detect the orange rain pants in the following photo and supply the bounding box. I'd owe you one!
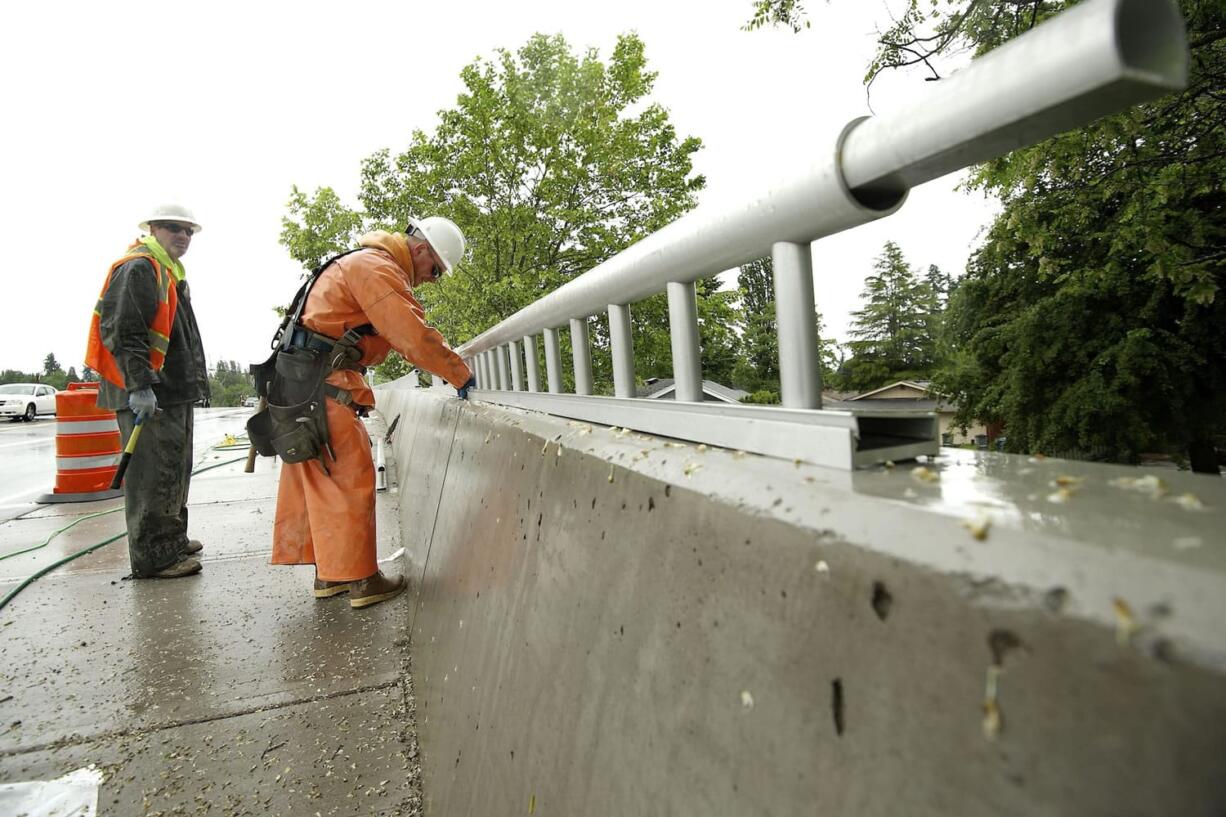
[271,399,377,581]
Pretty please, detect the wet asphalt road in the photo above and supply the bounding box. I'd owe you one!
[0,407,252,523]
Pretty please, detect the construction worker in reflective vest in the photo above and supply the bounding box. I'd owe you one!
[85,204,209,579]
[271,217,475,609]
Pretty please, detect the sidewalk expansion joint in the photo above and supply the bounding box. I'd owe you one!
[0,677,403,760]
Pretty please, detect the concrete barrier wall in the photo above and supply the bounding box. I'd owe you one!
[375,385,1226,817]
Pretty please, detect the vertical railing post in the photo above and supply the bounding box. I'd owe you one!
[543,327,563,394]
[509,339,524,391]
[772,241,823,409]
[667,281,703,402]
[483,351,494,390]
[495,345,508,391]
[476,354,487,389]
[570,318,593,396]
[608,303,635,399]
[524,335,541,393]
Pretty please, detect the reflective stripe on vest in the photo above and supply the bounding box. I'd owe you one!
[84,248,179,389]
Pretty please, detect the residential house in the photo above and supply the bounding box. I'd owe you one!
[831,380,988,446]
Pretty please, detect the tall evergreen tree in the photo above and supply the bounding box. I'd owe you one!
[732,257,780,393]
[925,264,953,310]
[844,241,939,390]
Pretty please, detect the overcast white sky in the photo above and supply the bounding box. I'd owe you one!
[0,0,997,377]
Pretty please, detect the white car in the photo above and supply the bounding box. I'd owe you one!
[0,383,57,422]
[242,396,260,408]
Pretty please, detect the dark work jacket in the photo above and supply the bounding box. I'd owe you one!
[96,255,209,410]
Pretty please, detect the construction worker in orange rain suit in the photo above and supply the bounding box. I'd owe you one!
[271,217,476,609]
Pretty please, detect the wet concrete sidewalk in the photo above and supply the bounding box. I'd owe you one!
[0,412,422,816]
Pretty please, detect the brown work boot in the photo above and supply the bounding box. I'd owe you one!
[184,539,204,555]
[349,571,406,609]
[150,557,202,579]
[313,578,353,599]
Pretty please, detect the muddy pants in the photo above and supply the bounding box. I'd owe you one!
[271,398,377,582]
[116,403,194,577]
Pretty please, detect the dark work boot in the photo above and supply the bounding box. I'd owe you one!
[349,571,406,609]
[184,539,204,555]
[149,557,202,579]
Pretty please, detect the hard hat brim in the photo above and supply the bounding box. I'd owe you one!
[140,219,202,234]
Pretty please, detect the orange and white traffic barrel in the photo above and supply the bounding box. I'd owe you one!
[36,382,124,504]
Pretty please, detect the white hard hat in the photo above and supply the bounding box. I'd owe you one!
[139,203,202,234]
[407,216,465,273]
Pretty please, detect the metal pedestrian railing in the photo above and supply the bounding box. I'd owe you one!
[429,0,1187,470]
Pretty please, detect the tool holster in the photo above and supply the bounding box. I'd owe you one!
[246,251,371,474]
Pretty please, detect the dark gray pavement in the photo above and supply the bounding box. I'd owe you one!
[0,410,420,816]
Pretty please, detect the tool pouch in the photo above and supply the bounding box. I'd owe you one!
[246,248,370,472]
[247,346,332,466]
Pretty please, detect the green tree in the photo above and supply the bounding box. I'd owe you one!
[207,360,255,407]
[743,0,812,32]
[1,369,37,385]
[732,257,780,393]
[844,241,940,391]
[281,33,707,388]
[280,186,366,273]
[40,353,67,390]
[857,0,1225,473]
[925,264,953,310]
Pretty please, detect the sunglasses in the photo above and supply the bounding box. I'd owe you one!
[155,222,194,236]
[407,226,444,279]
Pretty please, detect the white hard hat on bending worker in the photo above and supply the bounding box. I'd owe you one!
[406,216,465,275]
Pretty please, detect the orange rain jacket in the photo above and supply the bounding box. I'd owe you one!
[271,231,472,581]
[304,231,472,405]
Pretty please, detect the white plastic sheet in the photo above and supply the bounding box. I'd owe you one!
[0,765,102,817]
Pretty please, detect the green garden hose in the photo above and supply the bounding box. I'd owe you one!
[0,454,249,612]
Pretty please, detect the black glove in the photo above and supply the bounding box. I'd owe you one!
[456,375,477,400]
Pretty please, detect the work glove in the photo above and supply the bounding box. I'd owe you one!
[128,386,157,421]
[456,375,477,400]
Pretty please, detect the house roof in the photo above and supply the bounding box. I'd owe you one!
[824,398,953,413]
[638,378,749,404]
[846,380,937,401]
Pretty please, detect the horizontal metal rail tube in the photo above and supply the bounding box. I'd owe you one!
[456,0,1185,360]
[841,0,1188,199]
[460,116,895,357]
